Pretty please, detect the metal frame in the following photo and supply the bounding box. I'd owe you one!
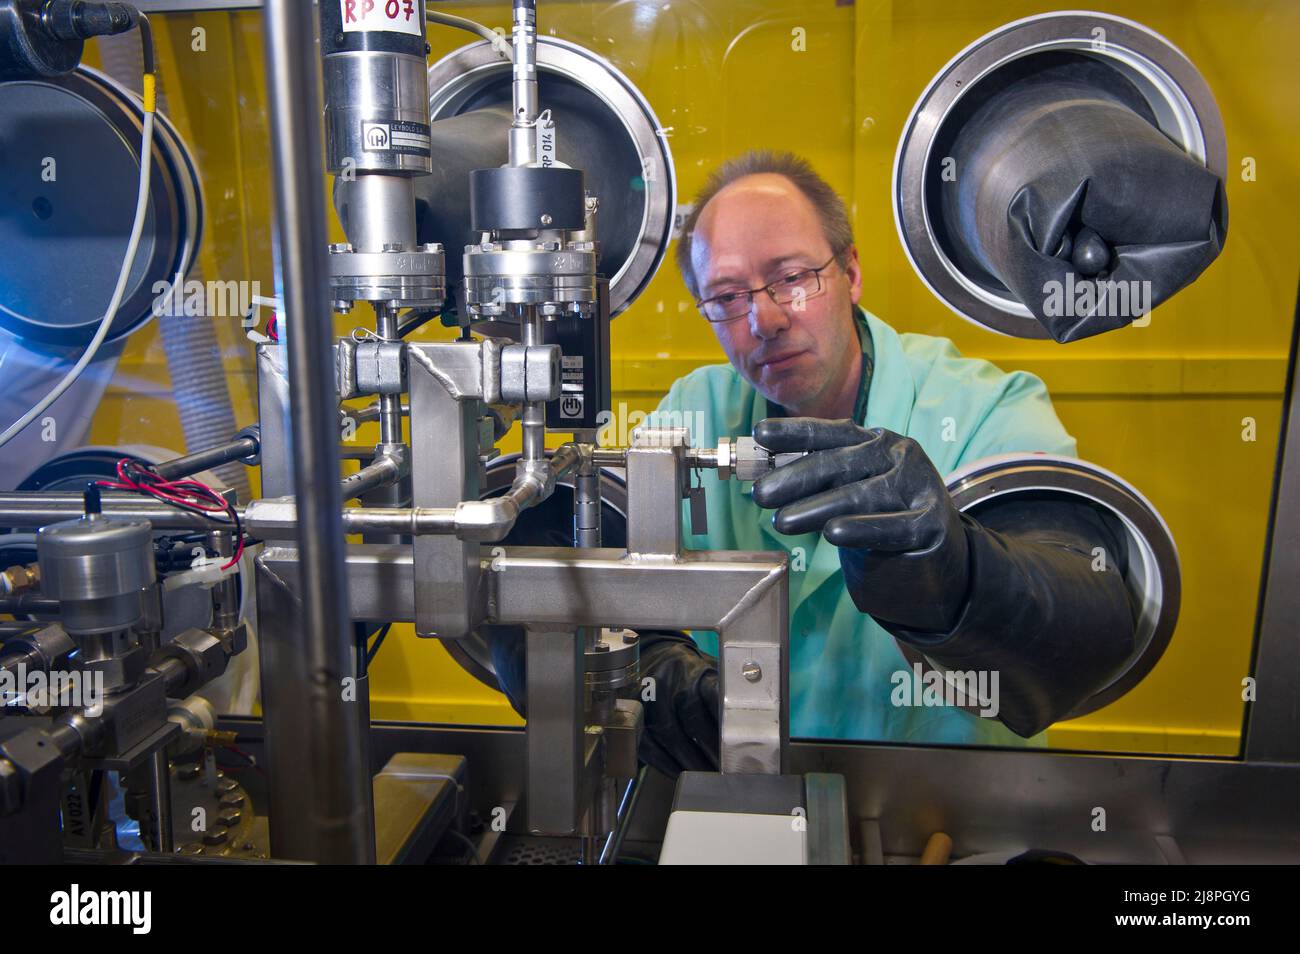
[1244,288,1300,762]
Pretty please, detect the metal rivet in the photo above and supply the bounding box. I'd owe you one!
[742,661,762,682]
[540,214,552,226]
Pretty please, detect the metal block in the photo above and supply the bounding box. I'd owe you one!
[500,343,561,403]
[601,698,644,779]
[626,427,689,557]
[355,340,407,395]
[408,343,485,639]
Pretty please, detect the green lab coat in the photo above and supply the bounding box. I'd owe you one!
[649,306,1075,745]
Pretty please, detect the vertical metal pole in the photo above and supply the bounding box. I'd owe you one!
[508,0,538,167]
[145,750,173,854]
[525,625,585,835]
[373,303,403,446]
[261,0,374,863]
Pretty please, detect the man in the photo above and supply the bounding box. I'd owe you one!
[638,150,1137,763]
[487,151,1137,778]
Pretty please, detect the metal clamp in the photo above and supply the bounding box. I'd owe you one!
[500,343,562,403]
[337,337,408,399]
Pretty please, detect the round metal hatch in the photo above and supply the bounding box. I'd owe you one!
[0,67,202,348]
[892,11,1226,339]
[894,452,1181,722]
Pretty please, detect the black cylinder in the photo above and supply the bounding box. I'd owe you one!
[469,165,585,233]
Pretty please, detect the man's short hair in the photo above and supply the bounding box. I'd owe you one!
[675,150,855,301]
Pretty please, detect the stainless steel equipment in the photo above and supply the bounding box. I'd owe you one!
[0,1,1293,869]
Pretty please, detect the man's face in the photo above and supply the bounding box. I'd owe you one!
[690,173,862,414]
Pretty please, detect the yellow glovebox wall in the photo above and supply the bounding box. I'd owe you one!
[79,1,1299,755]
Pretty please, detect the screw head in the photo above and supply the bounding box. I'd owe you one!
[742,661,762,683]
[540,214,553,226]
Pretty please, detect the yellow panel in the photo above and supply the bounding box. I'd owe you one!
[80,1,1298,749]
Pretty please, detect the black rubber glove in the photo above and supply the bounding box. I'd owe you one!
[752,417,1138,737]
[483,625,719,778]
[636,631,720,777]
[752,417,971,633]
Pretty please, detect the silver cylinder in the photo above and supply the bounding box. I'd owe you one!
[323,50,432,176]
[336,175,417,252]
[37,515,154,635]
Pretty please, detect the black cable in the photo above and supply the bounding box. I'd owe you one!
[444,829,481,865]
[136,12,153,74]
[366,623,392,667]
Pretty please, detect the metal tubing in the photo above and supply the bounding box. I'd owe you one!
[340,451,404,502]
[262,0,374,864]
[0,595,59,616]
[209,530,239,632]
[145,749,174,854]
[0,494,240,530]
[342,507,456,536]
[508,0,538,167]
[374,303,403,445]
[153,437,258,481]
[600,766,646,864]
[350,401,409,424]
[518,307,546,462]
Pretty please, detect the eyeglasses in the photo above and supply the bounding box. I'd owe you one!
[695,254,841,324]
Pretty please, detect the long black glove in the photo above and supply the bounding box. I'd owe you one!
[636,631,720,777]
[483,625,719,777]
[752,417,1138,737]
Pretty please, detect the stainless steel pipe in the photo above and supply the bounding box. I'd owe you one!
[153,437,258,481]
[260,0,374,865]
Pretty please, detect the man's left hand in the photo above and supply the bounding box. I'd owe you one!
[751,417,970,633]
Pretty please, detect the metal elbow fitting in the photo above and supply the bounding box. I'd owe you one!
[454,496,520,542]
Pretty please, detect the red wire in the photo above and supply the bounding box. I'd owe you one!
[97,459,243,569]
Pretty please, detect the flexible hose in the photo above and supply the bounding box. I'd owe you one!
[426,7,513,59]
[0,89,155,448]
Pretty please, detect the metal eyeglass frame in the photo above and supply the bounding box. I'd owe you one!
[695,253,842,323]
